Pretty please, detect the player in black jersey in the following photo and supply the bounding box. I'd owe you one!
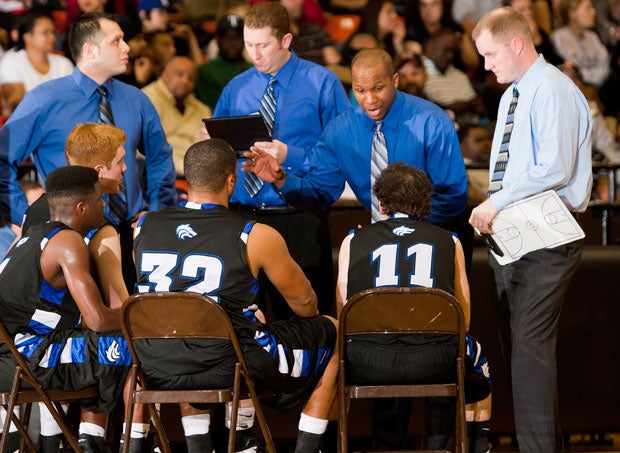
[0,166,132,452]
[21,123,128,310]
[336,163,491,453]
[133,139,338,453]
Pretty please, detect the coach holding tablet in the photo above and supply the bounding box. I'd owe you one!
[210,1,350,320]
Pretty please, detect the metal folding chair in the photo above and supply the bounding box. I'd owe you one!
[120,291,275,453]
[0,323,99,453]
[338,287,468,453]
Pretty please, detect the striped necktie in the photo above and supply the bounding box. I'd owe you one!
[488,87,519,196]
[245,77,277,197]
[370,121,388,223]
[98,86,128,224]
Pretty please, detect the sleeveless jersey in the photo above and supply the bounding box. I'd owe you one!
[0,222,82,356]
[347,214,456,298]
[133,203,260,340]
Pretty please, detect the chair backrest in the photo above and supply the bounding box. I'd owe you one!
[121,292,248,370]
[340,287,465,356]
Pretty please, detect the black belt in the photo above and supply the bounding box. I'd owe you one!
[229,203,298,215]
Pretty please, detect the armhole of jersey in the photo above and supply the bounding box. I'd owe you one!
[240,221,255,244]
[134,213,148,238]
[451,232,458,243]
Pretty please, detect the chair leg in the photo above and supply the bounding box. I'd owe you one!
[227,364,241,453]
[242,370,274,453]
[338,361,347,453]
[123,366,137,453]
[148,403,170,453]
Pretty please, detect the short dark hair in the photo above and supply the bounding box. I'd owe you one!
[46,166,99,201]
[15,14,53,51]
[373,163,432,218]
[184,139,237,192]
[68,12,117,62]
[244,2,290,40]
[352,48,394,76]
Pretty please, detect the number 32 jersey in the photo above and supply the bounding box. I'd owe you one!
[133,202,259,338]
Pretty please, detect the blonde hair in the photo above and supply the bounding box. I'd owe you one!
[472,6,532,44]
[65,123,126,168]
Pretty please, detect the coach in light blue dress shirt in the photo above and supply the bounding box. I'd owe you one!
[487,54,592,213]
[214,51,350,207]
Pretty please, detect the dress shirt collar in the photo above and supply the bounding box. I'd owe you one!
[71,67,114,99]
[513,54,546,95]
[360,89,405,133]
[256,51,299,92]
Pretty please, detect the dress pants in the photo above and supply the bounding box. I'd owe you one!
[489,240,583,452]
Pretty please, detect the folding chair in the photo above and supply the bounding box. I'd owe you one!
[120,292,275,453]
[338,287,467,453]
[0,323,99,453]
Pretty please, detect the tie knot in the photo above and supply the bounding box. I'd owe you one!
[98,86,109,98]
[512,87,519,99]
[375,121,383,133]
[268,78,277,88]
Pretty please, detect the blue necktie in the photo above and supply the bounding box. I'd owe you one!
[245,78,277,197]
[370,121,388,223]
[488,87,519,196]
[98,86,128,223]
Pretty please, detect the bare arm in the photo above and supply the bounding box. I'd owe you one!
[247,223,318,317]
[1,83,25,113]
[89,224,128,310]
[41,230,121,332]
[453,238,470,330]
[335,234,352,318]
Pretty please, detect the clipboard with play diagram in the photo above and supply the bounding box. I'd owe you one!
[488,190,585,265]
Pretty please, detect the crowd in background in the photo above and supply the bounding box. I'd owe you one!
[0,0,619,224]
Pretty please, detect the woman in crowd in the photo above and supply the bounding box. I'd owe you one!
[0,14,73,114]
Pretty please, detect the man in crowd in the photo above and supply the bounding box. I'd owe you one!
[143,55,212,176]
[133,139,338,453]
[196,14,251,109]
[470,7,592,451]
[211,1,351,319]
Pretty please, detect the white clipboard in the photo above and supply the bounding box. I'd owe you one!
[488,190,585,265]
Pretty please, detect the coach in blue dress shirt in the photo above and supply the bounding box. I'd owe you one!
[212,2,350,319]
[249,48,471,264]
[0,13,175,233]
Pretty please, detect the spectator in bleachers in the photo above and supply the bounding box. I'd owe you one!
[510,0,565,66]
[550,0,611,87]
[592,0,620,47]
[135,0,202,66]
[196,15,250,109]
[458,123,491,206]
[354,0,409,57]
[0,14,73,114]
[395,51,427,96]
[143,56,211,177]
[423,28,487,123]
[281,0,342,65]
[405,0,479,70]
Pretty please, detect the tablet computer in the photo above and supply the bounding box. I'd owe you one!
[202,115,271,157]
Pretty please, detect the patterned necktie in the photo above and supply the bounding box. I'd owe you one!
[488,87,519,196]
[370,121,388,223]
[245,77,277,197]
[98,86,128,223]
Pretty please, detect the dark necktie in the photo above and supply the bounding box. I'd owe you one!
[245,78,277,197]
[488,87,519,196]
[370,121,388,223]
[98,86,128,223]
